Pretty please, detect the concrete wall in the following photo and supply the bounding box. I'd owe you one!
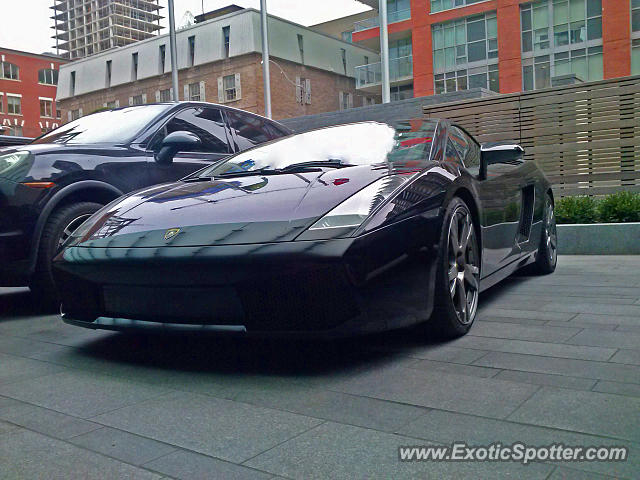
[280,88,497,132]
[57,9,379,101]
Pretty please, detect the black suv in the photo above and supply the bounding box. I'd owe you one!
[0,102,291,301]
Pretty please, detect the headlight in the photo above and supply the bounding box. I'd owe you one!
[0,151,30,176]
[300,176,406,239]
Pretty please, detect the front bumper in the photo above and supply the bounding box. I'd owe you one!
[55,233,438,337]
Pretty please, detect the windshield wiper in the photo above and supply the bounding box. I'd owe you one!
[211,160,353,179]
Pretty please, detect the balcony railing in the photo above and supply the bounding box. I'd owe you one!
[355,55,413,89]
[353,8,411,32]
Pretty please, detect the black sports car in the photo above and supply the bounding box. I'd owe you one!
[53,119,557,338]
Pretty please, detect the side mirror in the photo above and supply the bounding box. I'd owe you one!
[479,143,524,180]
[155,131,202,165]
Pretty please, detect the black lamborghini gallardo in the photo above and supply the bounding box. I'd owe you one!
[53,119,557,337]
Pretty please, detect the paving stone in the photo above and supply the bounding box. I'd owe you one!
[592,381,640,398]
[145,449,273,480]
[477,308,577,322]
[0,336,70,358]
[397,345,489,364]
[245,421,553,480]
[615,324,640,333]
[234,385,426,432]
[467,321,581,342]
[548,466,619,480]
[407,359,500,378]
[569,313,640,327]
[0,428,162,479]
[0,403,101,440]
[0,371,172,418]
[545,321,616,331]
[542,303,640,316]
[0,419,19,436]
[397,409,639,479]
[69,427,178,466]
[468,338,616,361]
[608,349,640,366]
[493,370,597,391]
[474,352,640,384]
[566,330,640,349]
[0,353,65,386]
[509,387,640,442]
[326,364,539,419]
[92,391,323,463]
[476,316,549,326]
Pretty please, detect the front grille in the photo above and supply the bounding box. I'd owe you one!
[238,265,360,331]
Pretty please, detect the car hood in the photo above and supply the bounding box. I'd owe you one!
[72,166,388,248]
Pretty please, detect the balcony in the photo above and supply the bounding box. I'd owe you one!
[355,55,413,89]
[353,8,411,32]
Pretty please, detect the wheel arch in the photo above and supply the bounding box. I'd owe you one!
[27,181,123,275]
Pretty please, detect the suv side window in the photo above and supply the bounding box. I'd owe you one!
[226,110,280,150]
[450,125,480,175]
[152,107,230,153]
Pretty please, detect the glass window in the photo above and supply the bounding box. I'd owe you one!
[523,64,534,90]
[0,62,19,80]
[223,75,237,101]
[432,13,498,93]
[633,0,640,32]
[159,89,172,102]
[153,107,229,153]
[40,99,53,117]
[226,110,282,151]
[33,105,171,145]
[188,82,200,101]
[7,96,21,115]
[632,39,640,75]
[38,68,58,85]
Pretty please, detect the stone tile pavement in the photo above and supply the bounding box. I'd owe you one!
[0,256,638,479]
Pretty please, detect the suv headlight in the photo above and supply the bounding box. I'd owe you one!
[0,151,31,177]
[298,176,406,240]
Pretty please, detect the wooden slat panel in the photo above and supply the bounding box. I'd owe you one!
[425,75,640,196]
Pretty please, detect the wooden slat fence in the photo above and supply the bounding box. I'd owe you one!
[423,76,640,197]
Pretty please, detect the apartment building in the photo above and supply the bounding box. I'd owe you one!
[55,7,380,120]
[51,0,163,59]
[317,0,640,99]
[0,48,67,138]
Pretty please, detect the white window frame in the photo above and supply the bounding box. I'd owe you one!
[6,93,22,115]
[39,97,54,118]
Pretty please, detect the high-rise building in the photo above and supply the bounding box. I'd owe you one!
[314,0,640,100]
[51,0,163,60]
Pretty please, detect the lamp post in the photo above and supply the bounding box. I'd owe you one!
[379,0,391,103]
[168,0,179,102]
[260,0,272,118]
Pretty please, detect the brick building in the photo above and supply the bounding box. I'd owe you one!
[0,48,67,138]
[315,0,640,99]
[56,7,381,121]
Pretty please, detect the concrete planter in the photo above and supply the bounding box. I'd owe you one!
[557,222,640,254]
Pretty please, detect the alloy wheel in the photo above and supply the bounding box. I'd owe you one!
[447,208,480,325]
[57,213,92,248]
[545,203,557,266]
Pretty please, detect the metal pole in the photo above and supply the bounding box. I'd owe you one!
[260,0,272,118]
[168,0,180,102]
[379,0,391,103]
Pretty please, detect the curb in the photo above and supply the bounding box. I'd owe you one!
[557,223,640,255]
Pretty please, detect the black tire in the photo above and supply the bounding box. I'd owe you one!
[531,193,557,275]
[30,202,102,306]
[431,197,481,338]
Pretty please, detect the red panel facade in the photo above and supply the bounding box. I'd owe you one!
[351,0,633,99]
[0,48,67,138]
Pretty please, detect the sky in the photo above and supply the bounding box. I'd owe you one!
[0,0,371,55]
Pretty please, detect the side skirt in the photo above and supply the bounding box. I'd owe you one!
[479,251,536,293]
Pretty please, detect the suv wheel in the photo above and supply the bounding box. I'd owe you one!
[30,202,102,307]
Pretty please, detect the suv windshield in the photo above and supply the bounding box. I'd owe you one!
[32,105,171,145]
[195,120,438,178]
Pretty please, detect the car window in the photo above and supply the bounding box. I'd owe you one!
[450,125,480,175]
[445,137,463,167]
[152,107,230,154]
[226,110,280,150]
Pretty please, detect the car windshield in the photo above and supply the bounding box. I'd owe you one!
[195,120,438,178]
[32,105,171,145]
